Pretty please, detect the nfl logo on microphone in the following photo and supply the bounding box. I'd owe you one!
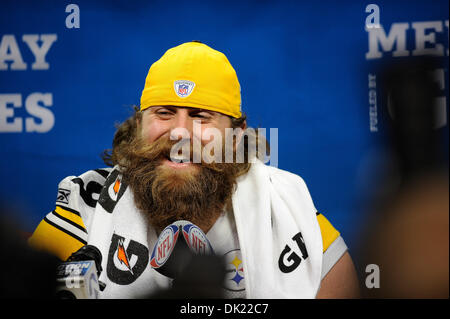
[149,220,214,278]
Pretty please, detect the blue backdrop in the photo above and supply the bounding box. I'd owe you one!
[0,0,448,254]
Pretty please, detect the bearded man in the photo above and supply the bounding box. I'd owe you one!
[29,41,359,298]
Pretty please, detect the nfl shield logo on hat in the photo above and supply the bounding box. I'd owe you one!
[174,80,195,98]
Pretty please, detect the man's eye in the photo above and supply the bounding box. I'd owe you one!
[192,113,211,119]
[157,110,172,116]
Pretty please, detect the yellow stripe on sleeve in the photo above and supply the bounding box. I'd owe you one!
[54,206,86,230]
[316,213,340,253]
[28,218,85,261]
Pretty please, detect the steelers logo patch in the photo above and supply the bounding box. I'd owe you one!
[223,249,245,292]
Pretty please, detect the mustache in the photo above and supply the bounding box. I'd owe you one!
[127,135,231,173]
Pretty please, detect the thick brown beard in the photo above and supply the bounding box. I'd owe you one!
[118,135,248,232]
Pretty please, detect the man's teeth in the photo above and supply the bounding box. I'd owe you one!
[169,154,190,162]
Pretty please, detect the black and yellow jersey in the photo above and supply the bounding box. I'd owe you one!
[29,167,347,281]
[29,168,112,261]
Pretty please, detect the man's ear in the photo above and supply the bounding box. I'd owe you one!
[135,111,142,135]
[234,120,247,150]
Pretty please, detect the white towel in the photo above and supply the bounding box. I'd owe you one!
[86,160,323,298]
[232,160,323,298]
[86,169,161,298]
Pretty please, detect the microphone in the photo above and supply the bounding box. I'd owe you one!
[150,220,214,279]
[55,245,104,299]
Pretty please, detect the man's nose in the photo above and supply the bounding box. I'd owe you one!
[170,109,193,140]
